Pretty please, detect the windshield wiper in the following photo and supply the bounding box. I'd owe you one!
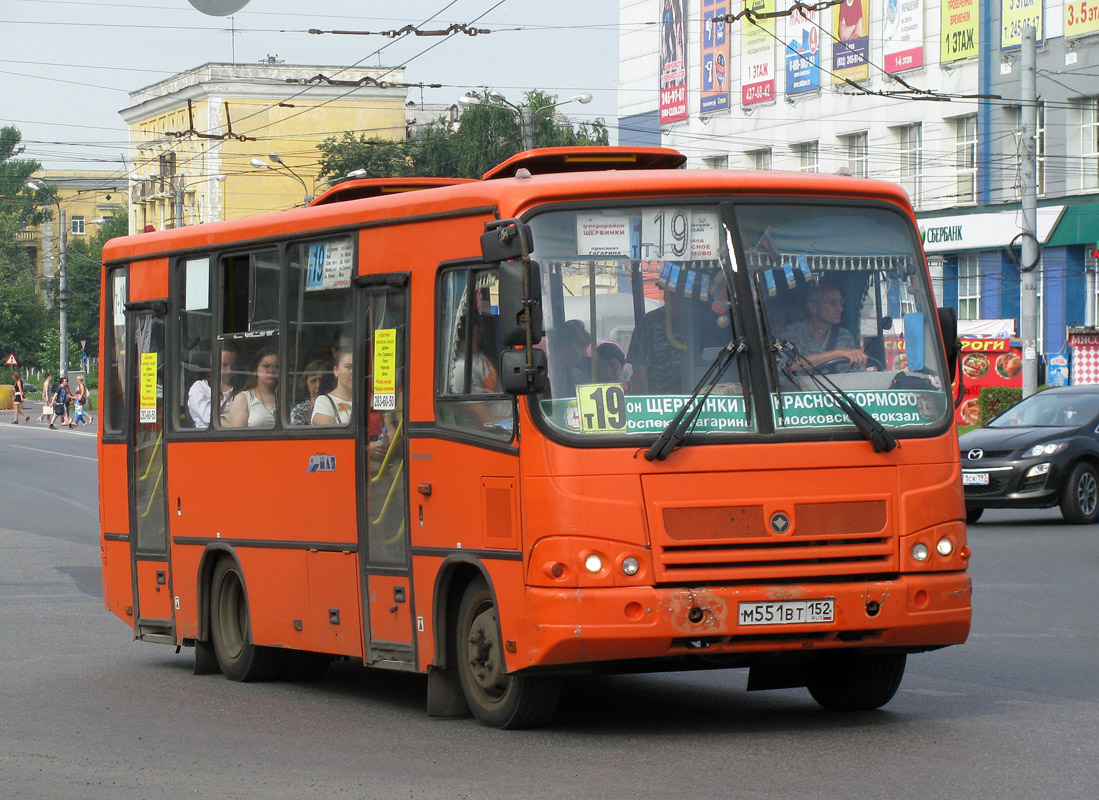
[645,338,747,461]
[772,339,898,453]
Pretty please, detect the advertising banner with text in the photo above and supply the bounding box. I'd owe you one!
[660,0,689,125]
[1064,0,1099,39]
[741,0,776,105]
[701,0,731,114]
[942,0,980,61]
[784,5,821,94]
[1001,0,1044,48]
[832,0,870,83]
[883,0,925,73]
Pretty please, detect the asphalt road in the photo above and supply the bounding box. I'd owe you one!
[1,419,1097,799]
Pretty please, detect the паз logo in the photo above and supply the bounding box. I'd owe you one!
[307,454,337,473]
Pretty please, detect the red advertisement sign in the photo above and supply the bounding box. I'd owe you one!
[660,0,689,125]
[885,337,1022,426]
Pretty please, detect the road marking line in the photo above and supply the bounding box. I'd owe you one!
[10,444,97,462]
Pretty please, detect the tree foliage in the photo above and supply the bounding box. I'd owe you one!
[0,126,49,370]
[317,91,609,181]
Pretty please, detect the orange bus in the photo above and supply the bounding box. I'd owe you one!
[99,147,971,728]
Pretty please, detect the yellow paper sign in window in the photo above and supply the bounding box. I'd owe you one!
[576,383,629,433]
[139,351,158,423]
[373,329,397,411]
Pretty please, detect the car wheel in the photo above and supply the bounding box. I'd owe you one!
[1059,462,1099,525]
[965,507,983,524]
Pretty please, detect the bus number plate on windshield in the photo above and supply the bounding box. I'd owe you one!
[738,600,834,626]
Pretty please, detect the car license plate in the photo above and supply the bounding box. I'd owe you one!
[963,472,989,485]
[738,599,834,626]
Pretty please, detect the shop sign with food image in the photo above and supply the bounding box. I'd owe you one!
[953,338,1024,426]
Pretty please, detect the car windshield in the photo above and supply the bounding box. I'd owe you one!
[526,201,951,441]
[988,393,1099,428]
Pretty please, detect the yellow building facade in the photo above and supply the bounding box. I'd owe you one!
[121,62,409,233]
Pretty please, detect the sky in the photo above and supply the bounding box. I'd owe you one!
[0,0,625,174]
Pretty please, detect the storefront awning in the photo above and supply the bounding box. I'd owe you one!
[1047,203,1099,247]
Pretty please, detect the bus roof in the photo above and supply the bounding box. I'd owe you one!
[481,146,687,180]
[309,177,476,206]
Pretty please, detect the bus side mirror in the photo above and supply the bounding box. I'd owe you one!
[481,219,533,263]
[937,306,960,379]
[499,348,547,395]
[498,260,544,347]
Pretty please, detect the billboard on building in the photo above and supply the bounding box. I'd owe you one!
[1066,0,1099,39]
[741,0,776,105]
[784,5,821,94]
[832,0,870,83]
[883,0,925,73]
[1001,0,1043,48]
[660,0,689,125]
[942,0,980,61]
[701,0,731,114]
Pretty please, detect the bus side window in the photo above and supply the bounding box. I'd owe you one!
[103,269,128,436]
[176,256,215,430]
[437,267,513,439]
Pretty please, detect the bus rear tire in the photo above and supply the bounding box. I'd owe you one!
[209,558,285,682]
[807,652,906,711]
[455,578,561,729]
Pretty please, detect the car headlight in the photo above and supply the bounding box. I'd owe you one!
[1025,442,1067,458]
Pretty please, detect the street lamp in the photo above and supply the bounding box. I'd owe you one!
[252,153,312,205]
[27,179,69,378]
[174,174,227,227]
[458,91,593,151]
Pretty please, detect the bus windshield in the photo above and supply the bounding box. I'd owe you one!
[528,201,950,440]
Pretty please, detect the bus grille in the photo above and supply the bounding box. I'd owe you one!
[656,500,894,582]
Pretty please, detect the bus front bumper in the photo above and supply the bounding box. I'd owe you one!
[513,572,971,670]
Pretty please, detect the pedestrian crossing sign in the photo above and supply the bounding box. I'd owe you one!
[4,353,17,366]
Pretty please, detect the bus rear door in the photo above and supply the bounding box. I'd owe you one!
[128,305,174,643]
[357,276,415,667]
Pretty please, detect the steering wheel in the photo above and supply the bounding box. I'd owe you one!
[815,355,886,374]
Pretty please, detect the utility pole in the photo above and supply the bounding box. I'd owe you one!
[175,180,184,228]
[59,208,68,379]
[520,105,534,151]
[1020,26,1039,398]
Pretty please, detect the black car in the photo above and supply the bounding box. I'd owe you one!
[959,386,1099,524]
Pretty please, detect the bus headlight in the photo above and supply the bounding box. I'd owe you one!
[912,543,930,562]
[584,554,603,574]
[936,537,954,557]
[621,557,640,576]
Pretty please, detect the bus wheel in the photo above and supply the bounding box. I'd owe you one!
[209,558,284,682]
[807,652,906,711]
[455,578,562,729]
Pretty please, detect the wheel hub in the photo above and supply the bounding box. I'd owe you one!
[466,607,505,695]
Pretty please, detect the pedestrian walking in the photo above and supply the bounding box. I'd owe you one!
[72,375,91,426]
[11,372,31,424]
[36,373,53,424]
[50,377,70,429]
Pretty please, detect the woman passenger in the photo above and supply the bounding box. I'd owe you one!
[290,359,329,425]
[228,346,279,429]
[312,348,353,425]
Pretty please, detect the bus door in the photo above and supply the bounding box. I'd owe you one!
[356,276,415,667]
[128,305,174,642]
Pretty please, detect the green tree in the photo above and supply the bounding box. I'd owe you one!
[317,92,609,181]
[63,207,127,358]
[0,126,49,370]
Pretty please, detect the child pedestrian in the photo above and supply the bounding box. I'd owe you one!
[71,376,90,427]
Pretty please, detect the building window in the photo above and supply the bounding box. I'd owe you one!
[957,254,980,320]
[898,124,923,207]
[954,115,977,203]
[70,216,85,236]
[844,132,869,178]
[748,148,772,170]
[794,141,819,173]
[703,155,728,170]
[1081,96,1099,192]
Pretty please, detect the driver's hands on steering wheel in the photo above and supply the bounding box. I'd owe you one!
[838,348,868,368]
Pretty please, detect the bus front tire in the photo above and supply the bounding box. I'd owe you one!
[455,578,561,729]
[209,558,284,682]
[807,652,906,711]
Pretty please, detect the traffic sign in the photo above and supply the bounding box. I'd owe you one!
[80,338,87,351]
[4,353,17,366]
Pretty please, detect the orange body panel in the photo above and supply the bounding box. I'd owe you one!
[135,559,173,621]
[98,444,130,534]
[127,257,168,302]
[100,538,133,620]
[366,575,414,647]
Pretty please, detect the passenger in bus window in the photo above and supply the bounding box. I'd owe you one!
[312,348,353,425]
[450,314,510,428]
[592,340,630,391]
[188,344,238,428]
[780,282,867,369]
[548,319,590,399]
[228,346,279,429]
[290,359,329,425]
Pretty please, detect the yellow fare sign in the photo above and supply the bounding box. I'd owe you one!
[373,329,397,411]
[139,351,158,422]
[577,384,629,433]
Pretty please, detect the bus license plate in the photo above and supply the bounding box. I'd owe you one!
[962,473,989,485]
[738,599,834,626]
